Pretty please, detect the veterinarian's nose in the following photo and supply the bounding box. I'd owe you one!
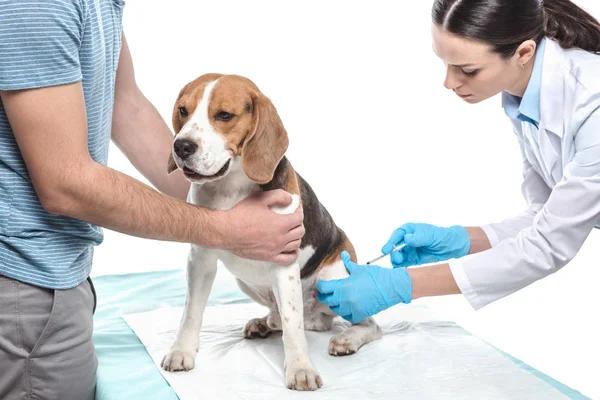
[173,139,198,160]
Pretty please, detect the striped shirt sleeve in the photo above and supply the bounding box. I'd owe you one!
[0,0,84,91]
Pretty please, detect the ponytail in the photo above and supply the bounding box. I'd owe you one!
[543,0,600,53]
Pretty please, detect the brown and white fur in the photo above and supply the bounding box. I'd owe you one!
[161,74,382,391]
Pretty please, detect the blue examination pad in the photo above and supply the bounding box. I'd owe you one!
[93,266,246,400]
[92,268,589,400]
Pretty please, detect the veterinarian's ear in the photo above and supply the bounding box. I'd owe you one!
[242,94,289,184]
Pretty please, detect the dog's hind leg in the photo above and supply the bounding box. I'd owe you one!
[317,255,383,356]
[328,317,382,356]
[243,314,272,339]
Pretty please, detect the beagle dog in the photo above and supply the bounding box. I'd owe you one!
[161,73,382,391]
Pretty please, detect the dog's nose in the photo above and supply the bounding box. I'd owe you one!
[173,139,198,160]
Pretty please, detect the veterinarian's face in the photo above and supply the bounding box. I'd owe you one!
[431,24,525,104]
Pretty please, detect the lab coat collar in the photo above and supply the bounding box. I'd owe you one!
[519,38,546,124]
[501,38,565,138]
[539,38,565,137]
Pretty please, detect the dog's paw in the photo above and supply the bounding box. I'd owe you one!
[243,317,273,339]
[285,364,323,391]
[328,332,361,356]
[161,347,196,372]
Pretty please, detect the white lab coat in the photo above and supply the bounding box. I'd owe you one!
[449,38,600,310]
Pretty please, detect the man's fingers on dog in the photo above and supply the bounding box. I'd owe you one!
[261,189,292,207]
[273,250,299,265]
[284,239,302,253]
[287,206,304,227]
[286,225,305,242]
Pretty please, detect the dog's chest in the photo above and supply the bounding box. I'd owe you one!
[215,246,320,313]
[216,245,314,286]
[188,167,259,210]
[187,163,321,312]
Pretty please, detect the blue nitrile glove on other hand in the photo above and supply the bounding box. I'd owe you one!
[382,223,470,268]
[316,251,412,324]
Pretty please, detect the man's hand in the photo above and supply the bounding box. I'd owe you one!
[218,189,305,264]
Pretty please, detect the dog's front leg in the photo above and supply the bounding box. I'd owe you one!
[271,263,323,391]
[161,247,218,372]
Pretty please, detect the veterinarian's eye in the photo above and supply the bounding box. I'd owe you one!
[178,106,188,117]
[215,111,234,122]
[461,69,480,77]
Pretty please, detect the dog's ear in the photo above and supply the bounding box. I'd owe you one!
[242,93,289,184]
[167,152,178,174]
[171,84,188,135]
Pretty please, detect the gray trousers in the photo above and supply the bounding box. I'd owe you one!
[0,274,97,400]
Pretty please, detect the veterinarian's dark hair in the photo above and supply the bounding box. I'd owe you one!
[432,0,600,58]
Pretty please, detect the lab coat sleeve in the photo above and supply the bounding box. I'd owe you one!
[450,108,600,310]
[481,156,552,246]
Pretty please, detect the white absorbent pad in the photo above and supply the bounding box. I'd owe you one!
[123,302,573,400]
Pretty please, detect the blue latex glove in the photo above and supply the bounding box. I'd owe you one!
[382,223,470,268]
[315,251,412,324]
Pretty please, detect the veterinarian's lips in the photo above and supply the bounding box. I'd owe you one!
[455,91,473,99]
[183,159,232,180]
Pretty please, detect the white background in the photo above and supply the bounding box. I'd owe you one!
[93,1,600,398]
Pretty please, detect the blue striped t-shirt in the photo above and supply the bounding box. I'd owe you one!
[0,0,124,289]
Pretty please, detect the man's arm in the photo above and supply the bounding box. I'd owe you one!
[1,82,304,264]
[111,33,189,200]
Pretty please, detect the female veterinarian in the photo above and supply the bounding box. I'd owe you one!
[317,0,600,322]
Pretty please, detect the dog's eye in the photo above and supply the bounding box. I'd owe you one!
[215,111,234,122]
[178,106,188,117]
